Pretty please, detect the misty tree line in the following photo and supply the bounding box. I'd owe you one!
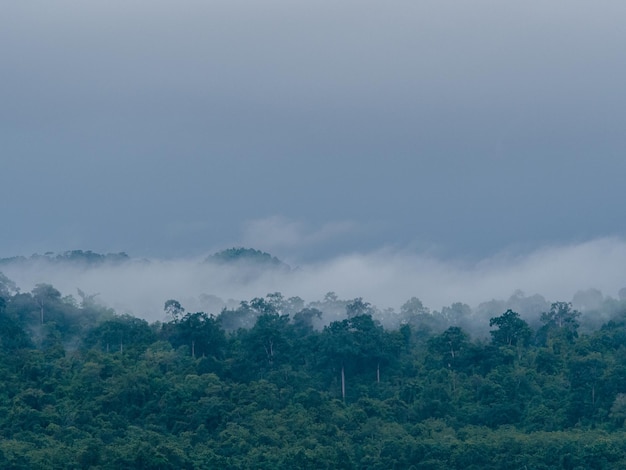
[3,271,626,468]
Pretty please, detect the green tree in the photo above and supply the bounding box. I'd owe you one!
[489,310,532,347]
[31,284,61,325]
[346,298,374,318]
[568,352,607,423]
[164,299,185,321]
[167,311,225,359]
[0,308,31,351]
[235,311,295,378]
[320,319,358,401]
[0,272,18,298]
[293,308,323,334]
[541,301,580,333]
[441,302,471,327]
[427,327,469,369]
[400,297,429,317]
[85,314,155,354]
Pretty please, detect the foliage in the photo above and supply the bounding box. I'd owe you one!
[206,247,289,270]
[1,275,626,468]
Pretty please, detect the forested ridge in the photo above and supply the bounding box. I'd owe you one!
[2,270,626,469]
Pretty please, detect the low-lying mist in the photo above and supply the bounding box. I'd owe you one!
[2,237,626,324]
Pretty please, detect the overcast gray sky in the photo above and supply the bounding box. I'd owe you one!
[3,0,626,264]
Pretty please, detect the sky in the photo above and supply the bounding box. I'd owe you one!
[2,1,626,312]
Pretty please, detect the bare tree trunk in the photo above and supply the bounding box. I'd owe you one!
[377,361,380,383]
[191,339,195,358]
[264,339,275,366]
[341,363,346,401]
[592,385,596,406]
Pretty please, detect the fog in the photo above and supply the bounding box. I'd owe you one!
[2,237,625,324]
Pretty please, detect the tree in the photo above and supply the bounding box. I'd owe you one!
[539,302,581,347]
[77,288,100,309]
[293,308,323,333]
[169,311,226,359]
[309,292,349,323]
[218,302,257,331]
[265,292,286,314]
[541,302,580,331]
[568,352,607,423]
[346,298,373,318]
[489,310,532,347]
[399,297,441,336]
[284,296,305,316]
[347,314,391,383]
[31,284,61,325]
[400,297,429,317]
[320,318,361,401]
[441,302,472,327]
[0,272,18,298]
[243,312,292,368]
[249,297,278,316]
[319,314,389,400]
[164,299,185,322]
[0,307,31,351]
[427,327,469,370]
[85,314,155,354]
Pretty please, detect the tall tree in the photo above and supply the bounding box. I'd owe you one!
[539,302,581,348]
[427,326,469,370]
[346,298,373,318]
[0,272,18,298]
[85,314,155,354]
[489,310,532,347]
[541,302,581,331]
[244,312,292,368]
[164,299,185,322]
[171,311,226,359]
[31,283,61,325]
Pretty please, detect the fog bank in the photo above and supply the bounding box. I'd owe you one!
[1,237,624,323]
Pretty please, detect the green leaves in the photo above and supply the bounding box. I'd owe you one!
[489,310,532,347]
[4,283,626,468]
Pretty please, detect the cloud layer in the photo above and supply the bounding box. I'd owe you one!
[2,237,625,323]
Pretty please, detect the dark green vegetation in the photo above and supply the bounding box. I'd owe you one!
[0,250,130,267]
[2,273,626,468]
[205,247,290,270]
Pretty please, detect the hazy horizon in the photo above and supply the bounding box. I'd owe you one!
[2,237,625,326]
[3,1,625,312]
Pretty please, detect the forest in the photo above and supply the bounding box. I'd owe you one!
[2,261,626,469]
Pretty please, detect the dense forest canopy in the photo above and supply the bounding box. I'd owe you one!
[2,250,626,468]
[0,250,130,267]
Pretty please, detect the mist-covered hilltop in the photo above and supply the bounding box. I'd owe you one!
[0,248,289,269]
[0,248,290,271]
[0,250,131,267]
[205,247,290,270]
